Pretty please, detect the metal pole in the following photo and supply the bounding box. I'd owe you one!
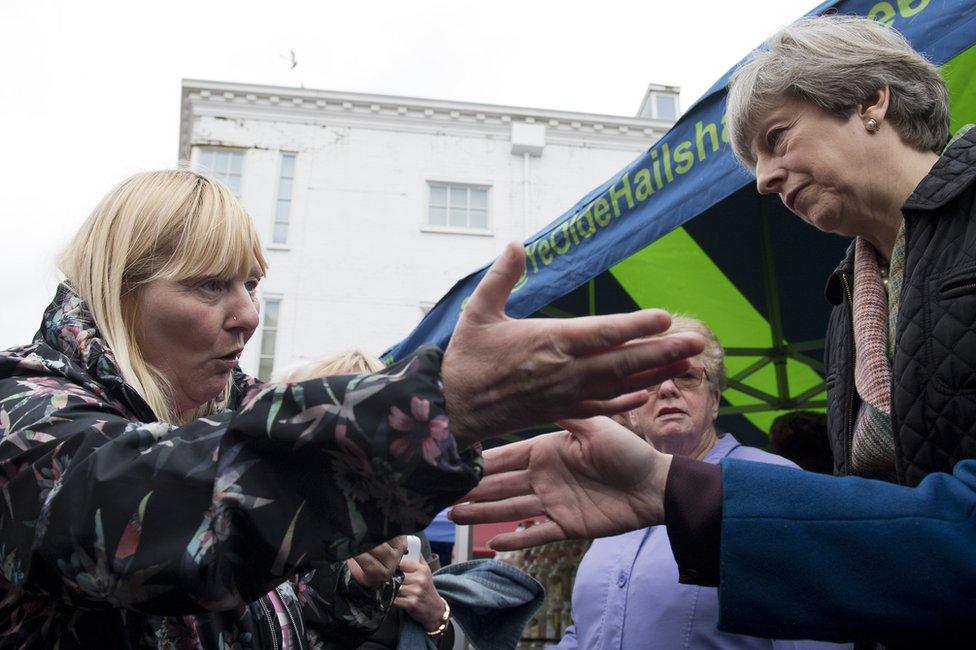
[759,198,790,405]
[522,152,530,238]
[453,524,474,649]
[454,523,473,562]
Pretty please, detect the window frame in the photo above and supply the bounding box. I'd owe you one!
[195,147,246,197]
[653,93,679,121]
[257,295,282,381]
[422,181,493,236]
[271,152,297,246]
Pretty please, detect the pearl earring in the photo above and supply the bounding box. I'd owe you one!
[865,118,880,133]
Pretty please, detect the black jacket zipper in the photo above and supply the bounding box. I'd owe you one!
[279,585,306,650]
[257,596,281,650]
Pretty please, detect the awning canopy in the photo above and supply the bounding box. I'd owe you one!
[386,0,976,443]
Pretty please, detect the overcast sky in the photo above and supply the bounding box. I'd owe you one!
[0,0,820,349]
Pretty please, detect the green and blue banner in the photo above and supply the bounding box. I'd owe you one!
[386,0,976,439]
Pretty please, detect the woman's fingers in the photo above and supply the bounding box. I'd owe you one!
[462,469,531,502]
[554,309,673,356]
[349,537,407,587]
[600,333,703,381]
[450,494,544,525]
[573,334,703,399]
[489,521,565,551]
[482,438,535,474]
[614,359,698,392]
[375,537,407,567]
[558,416,635,444]
[572,392,650,419]
[569,358,695,418]
[461,243,525,322]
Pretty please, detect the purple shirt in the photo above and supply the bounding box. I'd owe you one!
[554,434,850,650]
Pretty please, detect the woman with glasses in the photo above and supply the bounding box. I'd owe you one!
[554,316,844,650]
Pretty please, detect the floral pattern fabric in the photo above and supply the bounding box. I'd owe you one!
[0,283,482,648]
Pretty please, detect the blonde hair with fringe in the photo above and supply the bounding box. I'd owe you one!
[59,169,268,425]
[284,349,385,382]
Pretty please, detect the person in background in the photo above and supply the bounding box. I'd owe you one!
[555,317,846,650]
[0,169,704,648]
[424,510,456,567]
[768,411,833,475]
[285,351,456,649]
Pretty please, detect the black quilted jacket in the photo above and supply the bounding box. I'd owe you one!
[824,127,976,487]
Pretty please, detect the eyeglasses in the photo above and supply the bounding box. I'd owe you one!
[647,366,709,392]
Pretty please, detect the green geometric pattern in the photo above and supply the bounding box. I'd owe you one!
[610,227,825,433]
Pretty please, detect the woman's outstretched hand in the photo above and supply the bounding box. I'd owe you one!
[448,416,672,550]
[442,242,704,445]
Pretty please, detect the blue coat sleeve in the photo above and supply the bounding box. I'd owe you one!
[717,458,976,644]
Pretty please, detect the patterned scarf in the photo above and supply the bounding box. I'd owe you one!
[850,224,905,481]
[850,128,971,479]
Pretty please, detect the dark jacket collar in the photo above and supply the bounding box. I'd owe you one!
[824,241,856,306]
[903,126,976,211]
[37,282,157,420]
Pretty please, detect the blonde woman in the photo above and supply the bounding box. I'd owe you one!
[286,351,455,649]
[0,169,701,648]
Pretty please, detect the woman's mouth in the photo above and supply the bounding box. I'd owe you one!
[785,184,807,212]
[215,349,242,368]
[657,407,687,417]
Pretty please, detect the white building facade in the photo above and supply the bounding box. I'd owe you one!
[178,80,678,379]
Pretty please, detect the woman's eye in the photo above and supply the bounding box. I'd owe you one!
[200,279,224,293]
[766,127,784,150]
[245,278,260,293]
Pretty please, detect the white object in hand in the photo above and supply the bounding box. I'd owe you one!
[406,535,422,561]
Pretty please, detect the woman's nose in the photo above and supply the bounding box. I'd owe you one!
[657,379,680,397]
[755,155,785,195]
[226,288,260,332]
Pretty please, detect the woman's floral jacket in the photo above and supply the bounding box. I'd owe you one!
[0,284,482,649]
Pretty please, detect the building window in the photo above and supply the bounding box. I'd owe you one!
[258,298,280,381]
[427,183,489,231]
[197,148,244,196]
[274,153,296,244]
[637,87,681,121]
[654,94,678,121]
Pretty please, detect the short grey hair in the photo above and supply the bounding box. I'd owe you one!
[659,315,726,392]
[726,15,949,169]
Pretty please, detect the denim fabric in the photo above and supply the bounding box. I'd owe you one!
[397,559,544,650]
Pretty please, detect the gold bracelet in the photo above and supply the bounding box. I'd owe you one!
[425,598,451,637]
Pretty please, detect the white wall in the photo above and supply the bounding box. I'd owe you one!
[188,107,654,379]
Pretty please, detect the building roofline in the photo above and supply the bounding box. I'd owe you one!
[183,78,674,124]
[179,78,676,160]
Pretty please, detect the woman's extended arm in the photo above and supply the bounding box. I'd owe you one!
[452,416,976,644]
[1,347,473,614]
